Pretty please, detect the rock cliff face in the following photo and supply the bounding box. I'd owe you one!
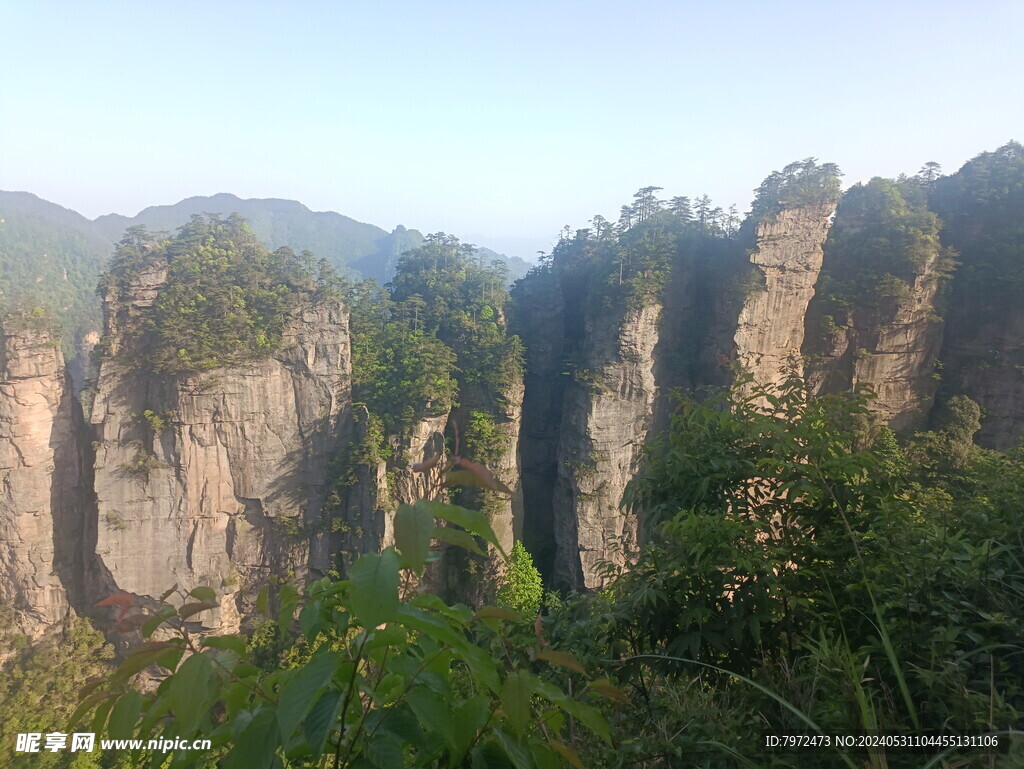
[0,322,86,636]
[89,267,350,631]
[341,410,448,563]
[733,203,837,391]
[939,313,1024,449]
[553,301,661,589]
[513,270,569,577]
[805,254,947,431]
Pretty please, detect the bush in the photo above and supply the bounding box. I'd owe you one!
[496,541,544,617]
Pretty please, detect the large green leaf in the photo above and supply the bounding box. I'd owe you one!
[107,691,143,740]
[277,650,342,740]
[188,586,216,602]
[534,680,611,744]
[168,652,214,737]
[500,671,535,736]
[452,694,491,762]
[223,708,280,769]
[494,730,534,769]
[407,685,456,750]
[395,502,435,573]
[432,526,484,555]
[349,549,401,629]
[303,689,341,758]
[421,501,505,556]
[366,733,405,768]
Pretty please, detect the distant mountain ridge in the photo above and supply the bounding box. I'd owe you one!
[91,193,416,283]
[90,193,528,285]
[0,191,111,376]
[0,190,530,373]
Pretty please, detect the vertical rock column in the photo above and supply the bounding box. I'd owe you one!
[553,301,662,589]
[0,323,82,636]
[90,281,350,633]
[733,202,837,391]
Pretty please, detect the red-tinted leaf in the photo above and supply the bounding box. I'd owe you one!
[95,593,134,608]
[534,615,548,648]
[537,649,586,674]
[588,678,631,704]
[452,457,513,495]
[411,453,442,473]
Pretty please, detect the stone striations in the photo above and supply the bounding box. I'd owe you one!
[805,255,947,432]
[733,203,837,391]
[0,322,85,636]
[552,301,661,589]
[89,267,350,632]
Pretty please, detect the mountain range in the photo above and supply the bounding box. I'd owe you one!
[0,191,530,366]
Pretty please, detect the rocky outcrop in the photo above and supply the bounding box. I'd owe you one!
[0,322,85,636]
[553,301,661,589]
[733,203,837,391]
[513,270,569,577]
[805,256,947,432]
[90,268,350,632]
[341,411,448,564]
[938,313,1024,448]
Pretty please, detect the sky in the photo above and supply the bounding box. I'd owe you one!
[2,1,1022,259]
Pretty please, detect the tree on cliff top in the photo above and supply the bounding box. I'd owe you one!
[99,214,341,374]
[748,158,843,225]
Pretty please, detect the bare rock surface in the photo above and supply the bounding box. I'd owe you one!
[553,301,661,589]
[734,203,836,392]
[0,324,82,635]
[90,268,350,631]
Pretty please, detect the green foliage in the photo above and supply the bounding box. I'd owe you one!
[748,157,843,224]
[345,233,522,457]
[351,309,459,432]
[809,176,955,333]
[100,215,341,375]
[930,141,1024,329]
[0,192,108,358]
[496,542,544,617]
[541,377,1024,767]
[75,502,615,768]
[119,447,167,481]
[389,233,524,395]
[0,615,116,768]
[464,410,504,467]
[1,303,59,334]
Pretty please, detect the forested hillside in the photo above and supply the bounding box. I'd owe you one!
[0,192,109,378]
[0,143,1022,767]
[0,193,529,381]
[93,194,530,286]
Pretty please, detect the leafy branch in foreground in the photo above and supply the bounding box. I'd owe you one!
[75,501,624,768]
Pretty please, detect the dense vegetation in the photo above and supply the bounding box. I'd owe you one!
[0,191,109,363]
[0,613,118,769]
[930,141,1024,329]
[747,158,843,225]
[346,233,523,435]
[67,378,1023,768]
[807,175,955,339]
[98,215,341,374]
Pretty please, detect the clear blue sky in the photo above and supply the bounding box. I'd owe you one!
[2,1,1021,258]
